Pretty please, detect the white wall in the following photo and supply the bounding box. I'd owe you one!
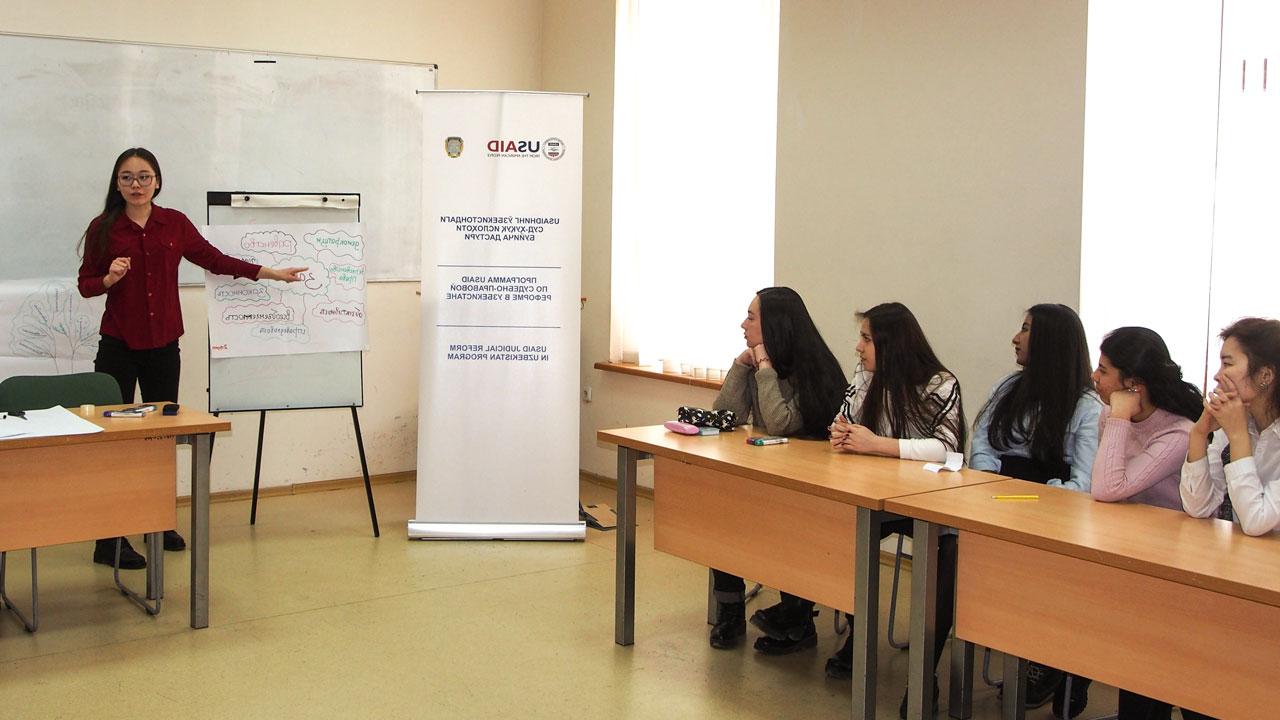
[1,0,544,494]
[563,0,1089,485]
[776,0,1088,422]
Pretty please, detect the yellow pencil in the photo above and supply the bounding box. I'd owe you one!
[991,494,1039,500]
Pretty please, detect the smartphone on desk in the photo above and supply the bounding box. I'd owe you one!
[747,435,788,446]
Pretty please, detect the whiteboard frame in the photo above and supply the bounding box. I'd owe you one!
[205,191,364,413]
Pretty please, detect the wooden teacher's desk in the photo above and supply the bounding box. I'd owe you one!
[0,406,230,629]
[886,478,1280,720]
[598,424,1004,720]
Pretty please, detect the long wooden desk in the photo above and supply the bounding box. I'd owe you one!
[0,406,231,629]
[886,478,1280,720]
[598,424,1004,720]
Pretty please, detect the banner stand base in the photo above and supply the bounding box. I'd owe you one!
[407,521,586,541]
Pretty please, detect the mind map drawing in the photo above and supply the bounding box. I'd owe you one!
[203,223,368,359]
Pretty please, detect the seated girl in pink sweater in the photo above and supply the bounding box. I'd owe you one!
[1090,326,1215,720]
[1091,326,1203,511]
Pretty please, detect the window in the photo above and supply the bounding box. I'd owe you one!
[1080,0,1279,389]
[610,0,780,375]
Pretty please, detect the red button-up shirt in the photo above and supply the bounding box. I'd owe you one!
[78,205,262,350]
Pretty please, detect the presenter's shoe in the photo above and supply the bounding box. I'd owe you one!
[750,601,817,655]
[1023,662,1064,709]
[898,681,940,719]
[1051,675,1091,719]
[825,634,853,679]
[708,601,746,649]
[163,530,186,552]
[93,538,146,570]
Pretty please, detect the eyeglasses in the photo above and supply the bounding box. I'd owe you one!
[118,173,155,186]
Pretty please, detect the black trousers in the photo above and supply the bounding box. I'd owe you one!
[712,568,810,608]
[883,517,959,669]
[1118,690,1216,720]
[94,335,181,405]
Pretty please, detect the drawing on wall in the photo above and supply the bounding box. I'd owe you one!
[1,278,103,376]
[203,223,369,359]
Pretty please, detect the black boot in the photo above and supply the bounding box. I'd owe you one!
[1024,661,1064,709]
[709,601,746,649]
[825,633,853,679]
[750,600,817,655]
[93,538,146,569]
[163,529,186,551]
[1052,675,1091,719]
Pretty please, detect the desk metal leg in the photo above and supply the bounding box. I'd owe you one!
[949,640,975,719]
[707,569,716,625]
[1002,653,1028,720]
[190,432,212,629]
[147,528,164,601]
[615,446,643,646]
[906,519,941,720]
[852,507,884,720]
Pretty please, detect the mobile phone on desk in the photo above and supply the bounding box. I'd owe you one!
[747,435,788,446]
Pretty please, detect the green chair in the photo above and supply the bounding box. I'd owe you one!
[0,372,123,413]
[0,372,162,632]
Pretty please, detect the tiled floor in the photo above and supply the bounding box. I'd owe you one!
[0,478,1118,719]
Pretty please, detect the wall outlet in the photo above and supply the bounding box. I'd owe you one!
[582,386,593,402]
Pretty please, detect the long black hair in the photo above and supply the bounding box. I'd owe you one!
[78,148,163,263]
[757,286,847,439]
[1220,317,1280,422]
[855,302,966,450]
[1100,327,1202,422]
[982,303,1092,464]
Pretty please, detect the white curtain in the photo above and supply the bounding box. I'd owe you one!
[610,0,779,375]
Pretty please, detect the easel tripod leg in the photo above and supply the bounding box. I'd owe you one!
[351,406,379,537]
[250,410,266,524]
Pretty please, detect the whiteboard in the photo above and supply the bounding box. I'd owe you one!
[0,32,436,284]
[209,350,362,412]
[206,197,363,412]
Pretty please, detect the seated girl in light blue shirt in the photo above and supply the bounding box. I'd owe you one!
[968,303,1102,719]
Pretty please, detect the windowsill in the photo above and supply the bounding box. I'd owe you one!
[593,362,724,391]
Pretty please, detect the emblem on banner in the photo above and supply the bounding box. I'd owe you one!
[445,136,464,158]
[542,137,565,161]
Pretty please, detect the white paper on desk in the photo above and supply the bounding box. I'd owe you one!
[923,452,964,474]
[0,405,103,441]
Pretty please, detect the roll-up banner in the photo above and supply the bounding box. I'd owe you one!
[411,91,584,540]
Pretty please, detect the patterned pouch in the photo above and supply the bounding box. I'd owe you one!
[677,406,738,431]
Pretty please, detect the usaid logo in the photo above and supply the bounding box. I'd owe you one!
[485,138,567,160]
[487,139,541,154]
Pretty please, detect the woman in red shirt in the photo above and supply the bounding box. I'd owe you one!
[77,147,305,569]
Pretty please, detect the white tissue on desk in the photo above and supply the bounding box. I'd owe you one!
[923,452,964,474]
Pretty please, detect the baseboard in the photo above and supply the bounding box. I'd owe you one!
[176,470,415,507]
[580,469,654,500]
[578,470,911,570]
